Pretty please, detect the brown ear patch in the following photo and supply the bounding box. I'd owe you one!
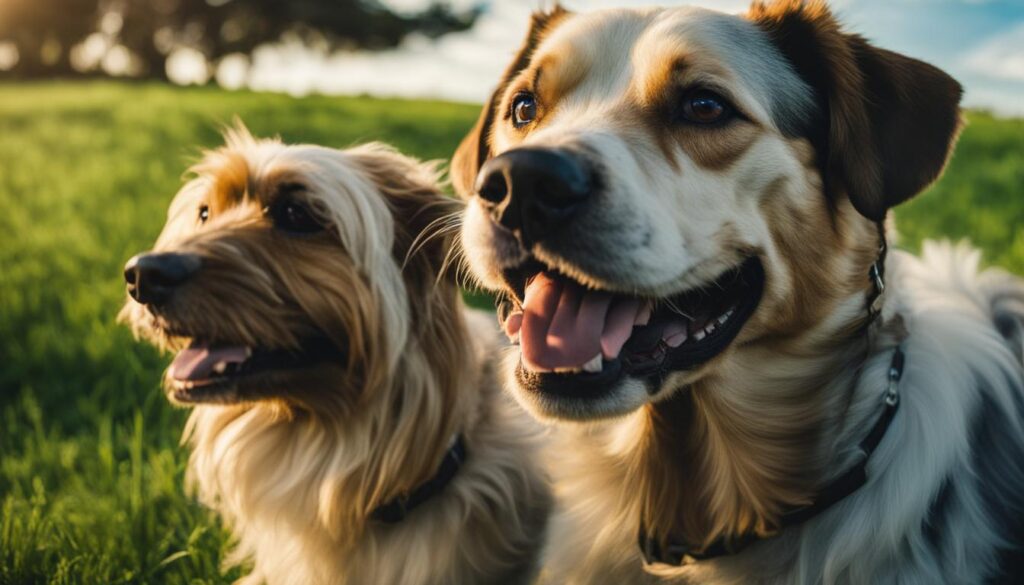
[748,0,962,221]
[449,6,571,198]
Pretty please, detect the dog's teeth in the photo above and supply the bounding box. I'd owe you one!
[693,329,707,341]
[244,347,253,358]
[705,323,716,334]
[582,354,603,373]
[213,361,227,374]
[717,313,729,325]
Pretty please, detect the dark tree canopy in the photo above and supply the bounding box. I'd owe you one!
[0,0,480,80]
[0,0,100,77]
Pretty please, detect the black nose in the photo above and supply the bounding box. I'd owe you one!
[124,252,201,306]
[474,147,592,245]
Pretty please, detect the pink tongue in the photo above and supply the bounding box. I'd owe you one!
[520,272,643,371]
[169,344,250,381]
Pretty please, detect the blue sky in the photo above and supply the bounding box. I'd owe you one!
[832,0,1024,114]
[202,0,1023,115]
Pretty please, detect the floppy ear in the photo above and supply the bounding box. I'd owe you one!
[749,0,963,221]
[348,144,460,282]
[450,6,571,199]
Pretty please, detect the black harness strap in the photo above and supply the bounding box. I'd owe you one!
[371,434,468,524]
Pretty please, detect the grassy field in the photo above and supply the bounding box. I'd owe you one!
[1,81,1022,584]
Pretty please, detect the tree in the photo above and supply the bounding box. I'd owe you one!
[0,0,480,80]
[0,0,101,77]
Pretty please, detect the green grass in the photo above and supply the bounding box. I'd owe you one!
[0,81,1021,584]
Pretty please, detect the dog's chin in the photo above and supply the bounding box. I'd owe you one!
[163,337,347,406]
[508,360,653,421]
[497,256,765,422]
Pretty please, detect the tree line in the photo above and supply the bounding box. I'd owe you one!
[0,0,479,80]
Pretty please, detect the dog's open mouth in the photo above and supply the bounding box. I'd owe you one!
[498,256,765,398]
[167,337,346,404]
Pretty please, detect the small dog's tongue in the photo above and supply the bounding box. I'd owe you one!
[519,272,642,371]
[169,343,250,381]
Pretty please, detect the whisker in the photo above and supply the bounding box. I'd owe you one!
[403,208,463,270]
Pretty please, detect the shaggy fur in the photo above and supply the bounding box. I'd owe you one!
[453,2,1024,583]
[121,127,550,585]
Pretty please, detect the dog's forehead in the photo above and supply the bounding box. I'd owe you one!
[535,6,815,135]
[188,145,345,205]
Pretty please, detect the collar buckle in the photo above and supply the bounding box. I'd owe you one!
[867,226,888,321]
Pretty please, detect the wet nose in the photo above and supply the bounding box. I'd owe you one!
[123,252,201,306]
[474,147,592,245]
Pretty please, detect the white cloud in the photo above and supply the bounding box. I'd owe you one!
[962,22,1024,82]
[962,85,1024,117]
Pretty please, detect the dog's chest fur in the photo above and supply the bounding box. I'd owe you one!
[540,244,1024,585]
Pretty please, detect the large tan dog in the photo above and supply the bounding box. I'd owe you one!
[453,1,1024,583]
[120,127,550,585]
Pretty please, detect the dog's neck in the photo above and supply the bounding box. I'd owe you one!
[635,247,887,550]
[184,293,479,549]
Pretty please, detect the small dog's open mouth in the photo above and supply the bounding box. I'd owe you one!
[167,337,346,404]
[498,256,765,398]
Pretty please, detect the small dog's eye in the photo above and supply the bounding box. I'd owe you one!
[511,92,538,128]
[680,90,734,125]
[198,205,210,223]
[267,198,324,234]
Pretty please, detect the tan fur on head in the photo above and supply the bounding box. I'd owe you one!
[121,125,550,584]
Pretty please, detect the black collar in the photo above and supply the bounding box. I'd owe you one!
[371,434,468,524]
[640,346,904,566]
[639,227,902,566]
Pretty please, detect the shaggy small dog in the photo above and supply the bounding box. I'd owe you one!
[120,127,550,585]
[453,1,1024,583]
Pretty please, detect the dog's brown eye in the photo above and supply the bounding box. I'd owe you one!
[511,92,538,128]
[681,90,733,125]
[267,199,323,234]
[198,205,210,223]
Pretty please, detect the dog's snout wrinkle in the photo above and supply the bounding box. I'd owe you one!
[476,148,592,246]
[124,252,202,306]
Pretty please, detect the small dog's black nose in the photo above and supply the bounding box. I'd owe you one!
[475,147,592,245]
[124,252,201,306]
